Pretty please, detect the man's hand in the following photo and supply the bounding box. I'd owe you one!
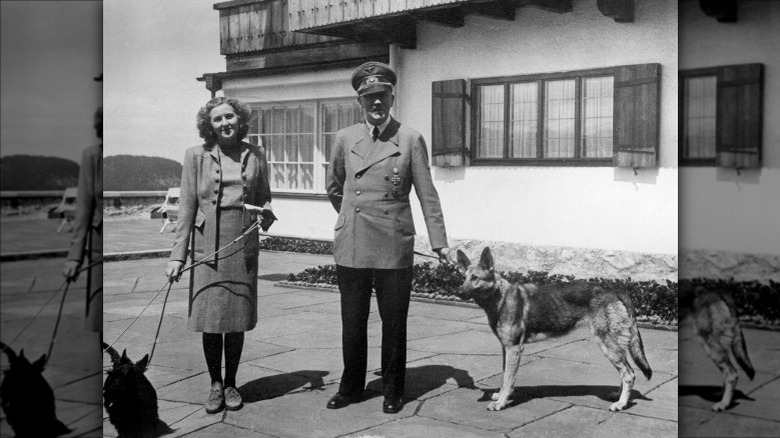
[166,261,184,282]
[434,247,453,267]
[63,260,81,281]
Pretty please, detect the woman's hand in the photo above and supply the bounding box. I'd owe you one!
[244,202,272,213]
[166,261,184,282]
[63,260,81,281]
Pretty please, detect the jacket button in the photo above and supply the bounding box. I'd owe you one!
[214,178,219,183]
[216,169,220,173]
[213,189,218,194]
[356,190,361,196]
[356,174,361,179]
[355,208,360,213]
[211,199,217,204]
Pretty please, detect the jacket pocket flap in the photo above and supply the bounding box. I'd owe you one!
[334,215,346,231]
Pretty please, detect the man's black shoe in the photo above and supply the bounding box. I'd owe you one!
[327,393,357,409]
[382,398,403,414]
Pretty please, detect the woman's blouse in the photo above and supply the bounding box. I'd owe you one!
[218,144,244,208]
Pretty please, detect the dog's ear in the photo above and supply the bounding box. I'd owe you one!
[478,247,494,272]
[135,354,150,373]
[32,354,47,372]
[102,342,121,365]
[456,249,471,273]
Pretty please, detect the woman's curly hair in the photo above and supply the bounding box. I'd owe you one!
[196,97,253,145]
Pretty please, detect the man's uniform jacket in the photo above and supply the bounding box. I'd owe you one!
[326,118,448,269]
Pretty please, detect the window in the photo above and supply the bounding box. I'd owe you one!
[682,75,717,162]
[247,99,362,194]
[680,64,763,168]
[472,69,615,165]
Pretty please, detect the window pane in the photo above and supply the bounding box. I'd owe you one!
[581,76,614,158]
[544,80,575,158]
[477,85,504,158]
[321,101,362,166]
[509,82,538,158]
[684,76,717,158]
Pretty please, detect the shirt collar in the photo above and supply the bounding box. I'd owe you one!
[365,116,392,137]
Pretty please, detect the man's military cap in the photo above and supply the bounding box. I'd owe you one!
[351,61,397,96]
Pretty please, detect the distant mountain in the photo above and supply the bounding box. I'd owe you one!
[104,155,181,191]
[0,155,79,190]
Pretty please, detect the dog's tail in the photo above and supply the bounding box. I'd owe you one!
[629,328,652,380]
[101,341,121,364]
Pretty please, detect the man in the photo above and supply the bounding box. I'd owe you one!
[326,61,451,414]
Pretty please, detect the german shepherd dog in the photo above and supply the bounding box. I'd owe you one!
[679,286,755,411]
[455,247,652,412]
[0,342,70,437]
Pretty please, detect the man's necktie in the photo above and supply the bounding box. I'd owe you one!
[372,126,379,142]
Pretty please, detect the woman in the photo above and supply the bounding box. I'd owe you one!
[165,97,271,414]
[63,106,103,337]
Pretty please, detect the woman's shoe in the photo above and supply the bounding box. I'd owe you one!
[224,386,243,411]
[205,387,224,414]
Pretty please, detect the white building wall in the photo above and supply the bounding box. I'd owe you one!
[220,0,681,280]
[679,1,780,258]
[397,0,678,256]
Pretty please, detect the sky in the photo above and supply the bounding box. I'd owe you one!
[104,0,225,162]
[0,1,102,163]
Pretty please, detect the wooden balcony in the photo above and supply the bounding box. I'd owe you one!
[287,0,633,48]
[210,0,390,75]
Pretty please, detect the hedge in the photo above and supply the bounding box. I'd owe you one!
[288,262,680,326]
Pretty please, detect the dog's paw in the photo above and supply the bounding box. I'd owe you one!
[712,401,729,412]
[608,401,628,412]
[491,392,500,401]
[487,401,507,411]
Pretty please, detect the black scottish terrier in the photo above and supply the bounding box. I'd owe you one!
[0,341,70,438]
[102,342,166,438]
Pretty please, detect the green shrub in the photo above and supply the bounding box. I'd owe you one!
[680,279,780,326]
[260,236,333,255]
[287,262,680,325]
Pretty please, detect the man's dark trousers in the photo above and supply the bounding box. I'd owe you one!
[336,265,413,401]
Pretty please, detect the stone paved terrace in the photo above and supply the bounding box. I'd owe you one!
[2,216,779,437]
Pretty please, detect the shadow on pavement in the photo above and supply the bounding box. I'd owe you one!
[679,384,754,405]
[477,385,651,410]
[366,364,477,400]
[238,370,329,403]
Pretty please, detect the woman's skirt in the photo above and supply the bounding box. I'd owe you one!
[85,225,102,332]
[189,208,258,333]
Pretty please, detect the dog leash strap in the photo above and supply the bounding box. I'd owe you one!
[147,280,173,365]
[103,278,172,354]
[45,280,71,363]
[179,220,262,275]
[414,250,439,260]
[1,278,70,354]
[75,259,103,275]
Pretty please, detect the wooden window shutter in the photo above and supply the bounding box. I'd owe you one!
[716,63,763,169]
[613,63,661,168]
[431,79,468,167]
